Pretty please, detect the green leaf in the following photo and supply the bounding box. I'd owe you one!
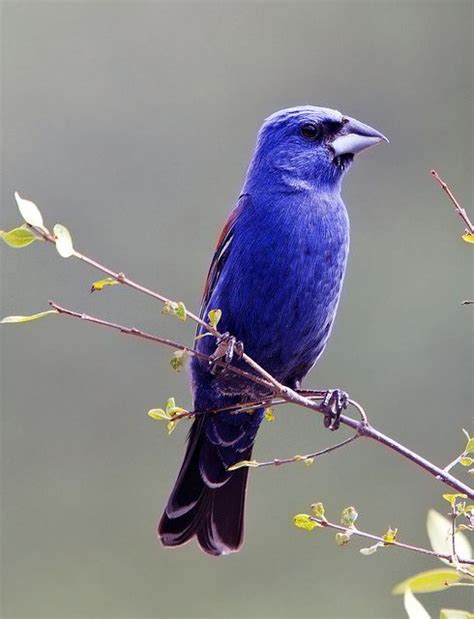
[15,191,44,228]
[227,459,260,471]
[168,407,188,417]
[393,569,462,594]
[208,308,222,329]
[167,420,177,435]
[1,310,58,324]
[90,277,119,293]
[462,232,474,244]
[459,457,474,467]
[427,510,472,565]
[341,506,358,527]
[440,609,474,619]
[264,407,275,422]
[311,502,327,521]
[165,398,176,414]
[53,223,75,258]
[383,526,398,544]
[403,589,431,619]
[1,226,37,248]
[293,454,314,466]
[335,532,352,546]
[443,494,467,506]
[162,300,187,321]
[162,301,178,315]
[170,350,187,372]
[360,542,384,556]
[464,437,474,454]
[164,399,189,417]
[148,402,186,431]
[175,302,187,321]
[293,514,320,531]
[147,408,170,421]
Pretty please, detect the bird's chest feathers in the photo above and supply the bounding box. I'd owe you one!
[215,196,349,368]
[234,198,348,312]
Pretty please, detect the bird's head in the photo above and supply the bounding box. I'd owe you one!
[248,106,388,192]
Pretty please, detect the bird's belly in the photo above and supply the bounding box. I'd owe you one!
[244,249,345,381]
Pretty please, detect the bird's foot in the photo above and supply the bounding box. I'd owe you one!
[321,389,348,431]
[209,332,244,375]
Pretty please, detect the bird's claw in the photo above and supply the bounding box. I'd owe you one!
[209,332,244,375]
[321,389,348,431]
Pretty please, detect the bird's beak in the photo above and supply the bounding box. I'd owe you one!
[331,116,389,157]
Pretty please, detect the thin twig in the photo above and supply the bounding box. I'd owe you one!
[451,510,458,564]
[248,434,360,469]
[445,455,462,473]
[33,225,214,333]
[169,399,277,422]
[309,516,474,566]
[431,169,474,234]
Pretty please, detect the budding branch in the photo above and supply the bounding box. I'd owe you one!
[307,514,474,566]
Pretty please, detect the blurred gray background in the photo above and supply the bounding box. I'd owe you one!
[1,1,472,618]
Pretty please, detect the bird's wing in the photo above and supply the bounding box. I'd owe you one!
[197,194,249,329]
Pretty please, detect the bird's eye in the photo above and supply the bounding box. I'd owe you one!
[299,123,321,141]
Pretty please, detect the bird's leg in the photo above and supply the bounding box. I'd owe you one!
[209,332,244,375]
[321,389,349,431]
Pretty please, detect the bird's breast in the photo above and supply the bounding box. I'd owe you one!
[206,195,349,383]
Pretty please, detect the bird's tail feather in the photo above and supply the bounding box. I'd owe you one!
[158,415,252,556]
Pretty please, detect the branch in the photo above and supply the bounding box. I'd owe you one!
[232,433,360,470]
[33,226,214,332]
[48,301,274,392]
[431,169,474,234]
[32,223,292,397]
[307,515,474,566]
[48,300,473,499]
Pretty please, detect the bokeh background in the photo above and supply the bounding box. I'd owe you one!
[1,1,472,618]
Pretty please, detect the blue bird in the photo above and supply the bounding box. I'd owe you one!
[159,106,387,555]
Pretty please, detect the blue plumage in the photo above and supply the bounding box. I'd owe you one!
[159,106,387,555]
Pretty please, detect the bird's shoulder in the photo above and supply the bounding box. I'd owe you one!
[198,193,252,322]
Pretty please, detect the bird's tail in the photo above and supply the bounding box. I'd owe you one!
[158,408,261,556]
